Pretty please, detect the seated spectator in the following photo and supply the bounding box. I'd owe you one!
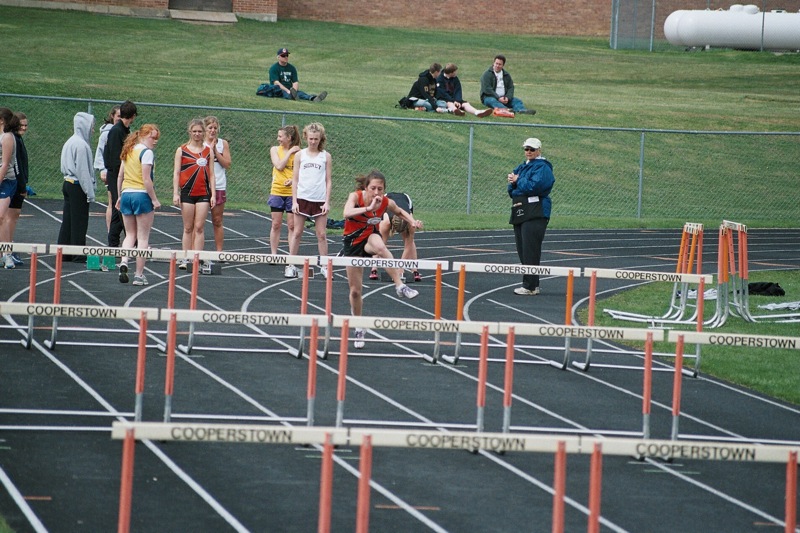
[436,63,493,118]
[257,48,328,102]
[406,63,447,113]
[479,54,536,116]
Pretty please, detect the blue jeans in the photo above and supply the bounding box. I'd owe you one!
[257,83,314,100]
[281,90,314,101]
[483,96,528,113]
[409,98,447,112]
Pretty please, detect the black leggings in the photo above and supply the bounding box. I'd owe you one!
[513,217,549,290]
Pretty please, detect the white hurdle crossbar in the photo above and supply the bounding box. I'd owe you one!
[666,330,800,441]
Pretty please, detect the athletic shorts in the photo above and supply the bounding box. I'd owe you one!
[215,190,226,206]
[180,193,211,204]
[268,195,292,212]
[9,187,25,209]
[340,238,370,258]
[295,198,324,219]
[0,179,17,199]
[119,191,154,215]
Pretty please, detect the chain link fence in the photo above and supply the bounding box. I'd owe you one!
[610,0,800,51]
[2,94,799,227]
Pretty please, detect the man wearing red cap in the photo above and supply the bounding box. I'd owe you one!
[258,48,328,102]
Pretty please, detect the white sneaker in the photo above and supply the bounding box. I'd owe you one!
[354,328,366,349]
[177,259,189,270]
[3,254,15,270]
[284,264,298,278]
[396,283,419,299]
[514,286,540,295]
[319,265,328,279]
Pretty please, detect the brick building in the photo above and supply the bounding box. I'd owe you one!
[2,0,799,38]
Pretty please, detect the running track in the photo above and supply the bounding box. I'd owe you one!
[1,199,799,532]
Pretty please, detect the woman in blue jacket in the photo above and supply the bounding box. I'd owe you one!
[507,137,554,295]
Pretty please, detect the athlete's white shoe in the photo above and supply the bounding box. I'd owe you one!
[354,328,366,349]
[396,283,419,299]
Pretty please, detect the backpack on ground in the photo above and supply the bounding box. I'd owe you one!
[748,282,785,296]
[396,96,414,109]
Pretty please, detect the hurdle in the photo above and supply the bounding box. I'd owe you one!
[43,245,319,356]
[666,330,800,442]
[0,242,43,348]
[148,249,318,357]
[318,255,450,362]
[604,222,705,324]
[710,220,800,326]
[45,245,178,350]
[0,302,158,421]
[331,314,663,438]
[160,309,326,423]
[332,314,494,430]
[499,322,663,438]
[111,421,800,533]
[577,267,712,374]
[442,261,580,366]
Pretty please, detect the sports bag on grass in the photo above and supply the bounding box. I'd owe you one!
[256,83,281,97]
[748,282,785,296]
[493,108,515,118]
[397,96,414,109]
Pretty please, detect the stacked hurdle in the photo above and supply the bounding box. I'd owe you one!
[707,220,800,326]
[604,222,705,326]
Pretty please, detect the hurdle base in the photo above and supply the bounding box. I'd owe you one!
[549,360,568,370]
[177,344,192,355]
[440,354,459,365]
[287,347,303,358]
[298,267,315,279]
[291,348,327,360]
[43,339,55,349]
[421,353,437,365]
[571,361,590,372]
[379,271,411,283]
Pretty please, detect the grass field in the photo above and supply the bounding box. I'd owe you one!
[2,6,799,229]
[2,7,799,131]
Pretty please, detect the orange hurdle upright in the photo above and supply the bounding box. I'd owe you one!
[20,245,39,349]
[306,319,319,426]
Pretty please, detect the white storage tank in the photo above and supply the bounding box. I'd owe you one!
[664,5,800,50]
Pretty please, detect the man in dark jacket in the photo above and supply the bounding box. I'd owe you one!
[479,55,536,116]
[407,63,447,113]
[103,100,136,247]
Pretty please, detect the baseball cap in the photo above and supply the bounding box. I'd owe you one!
[522,137,542,150]
[277,48,290,56]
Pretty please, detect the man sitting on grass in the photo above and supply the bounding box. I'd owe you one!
[257,48,328,103]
